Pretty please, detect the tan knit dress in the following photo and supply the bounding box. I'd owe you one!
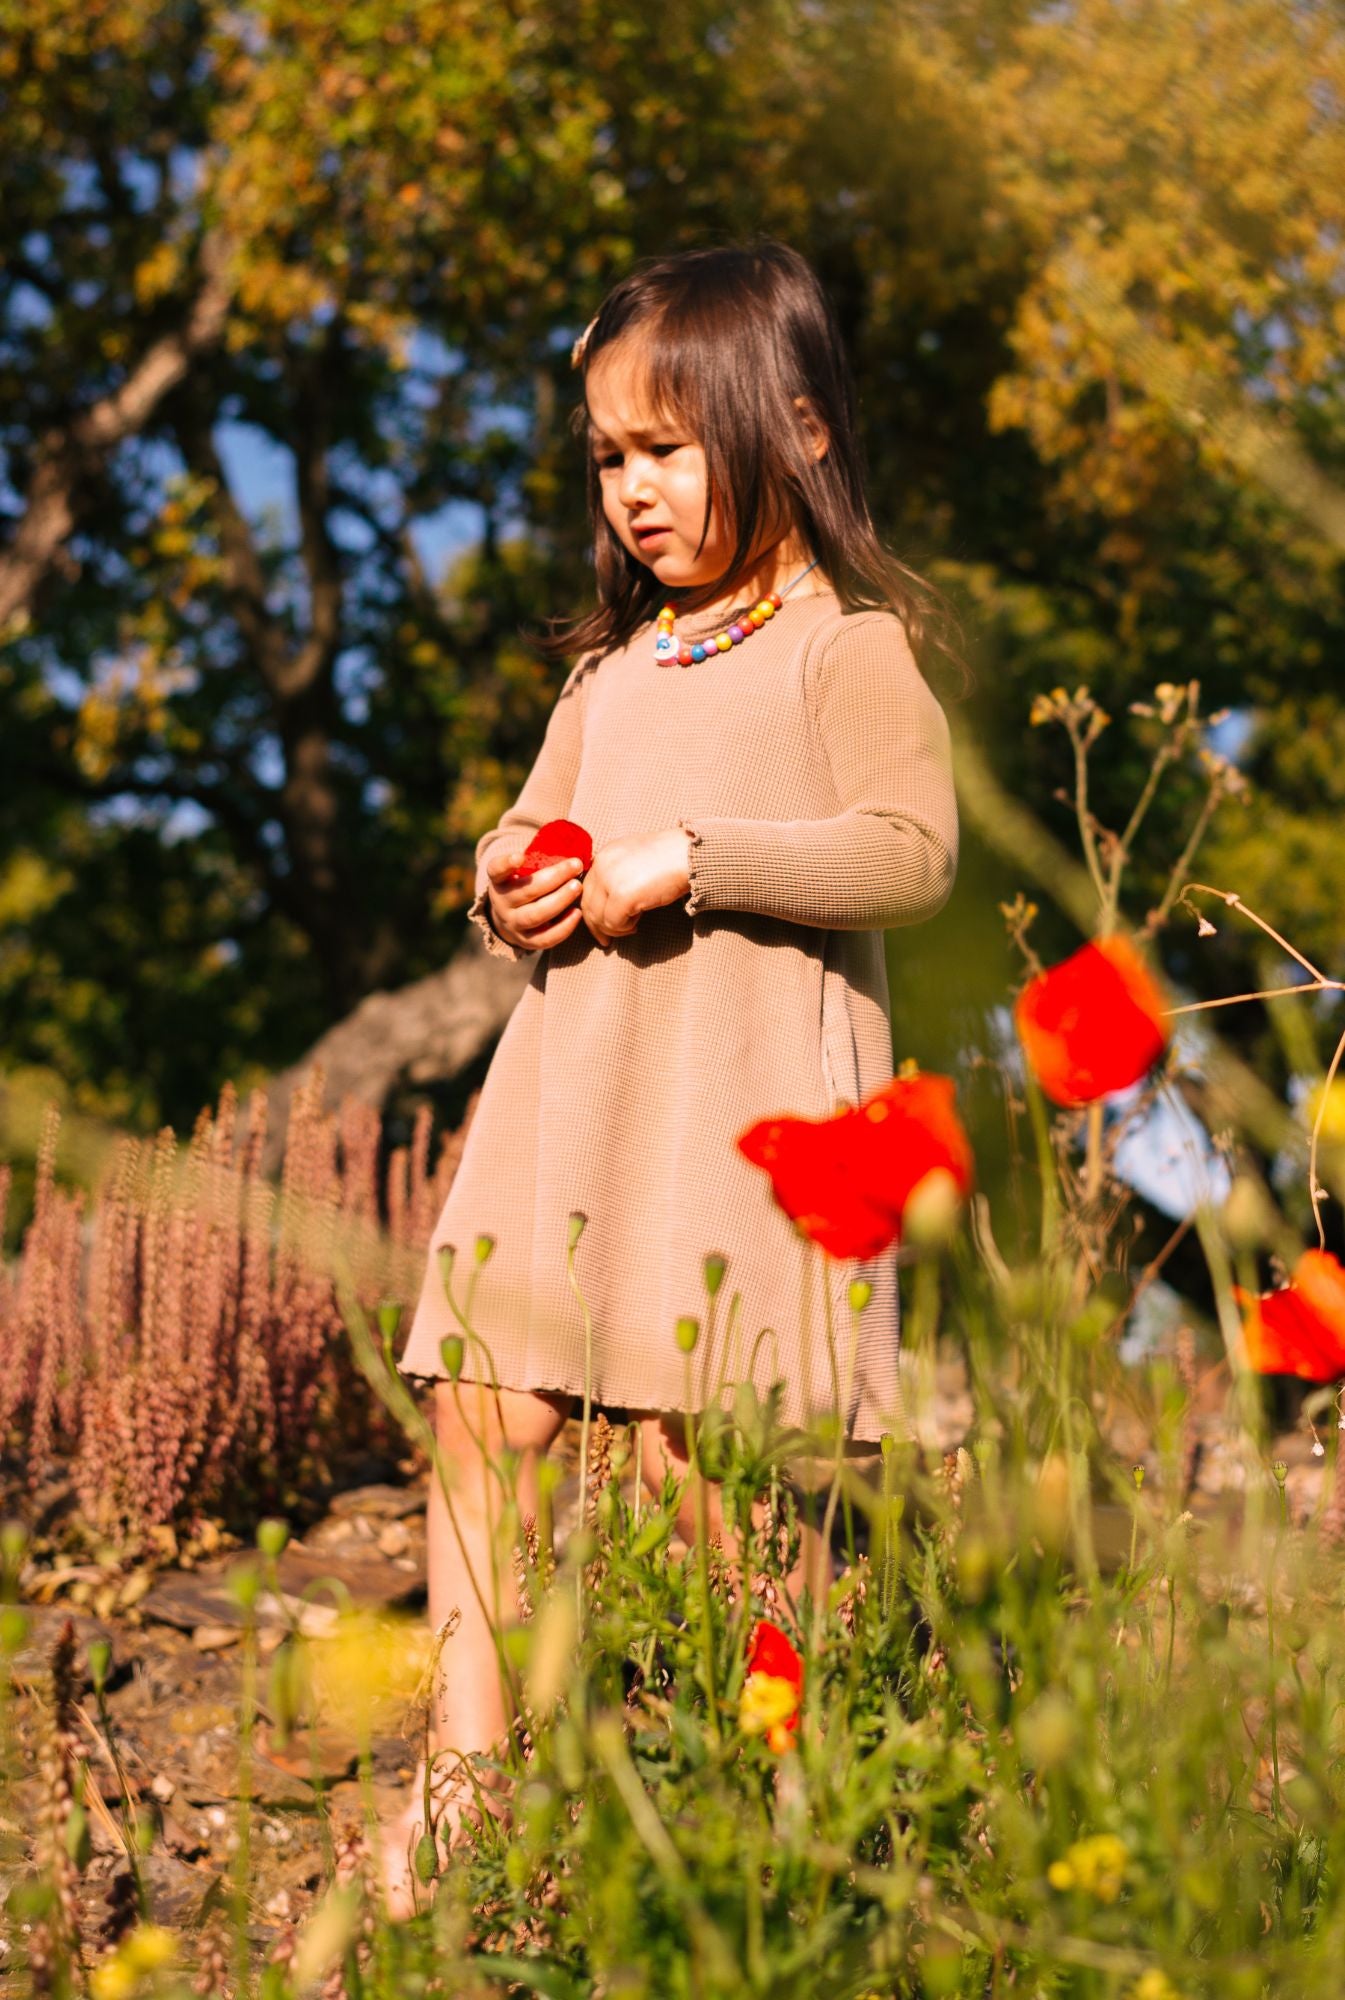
[395,583,958,1443]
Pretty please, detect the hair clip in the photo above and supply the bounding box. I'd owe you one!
[570,313,599,371]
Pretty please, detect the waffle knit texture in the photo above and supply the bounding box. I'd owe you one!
[396,583,959,1441]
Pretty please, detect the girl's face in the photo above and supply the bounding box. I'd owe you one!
[586,337,764,592]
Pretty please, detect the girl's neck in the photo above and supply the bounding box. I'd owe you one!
[670,536,830,622]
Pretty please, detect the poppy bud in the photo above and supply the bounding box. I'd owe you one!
[567,1211,588,1250]
[474,1234,495,1265]
[256,1518,290,1560]
[703,1252,727,1297]
[675,1314,700,1354]
[414,1831,440,1883]
[848,1279,873,1313]
[436,1244,456,1298]
[901,1167,963,1250]
[227,1559,261,1613]
[376,1300,402,1342]
[441,1335,465,1382]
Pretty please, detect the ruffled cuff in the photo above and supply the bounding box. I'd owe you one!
[678,819,707,917]
[467,884,528,961]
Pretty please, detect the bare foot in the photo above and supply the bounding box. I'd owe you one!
[376,1754,513,1922]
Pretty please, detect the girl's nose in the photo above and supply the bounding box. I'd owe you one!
[618,455,656,511]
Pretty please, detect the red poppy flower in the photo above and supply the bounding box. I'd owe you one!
[746,1618,804,1691]
[736,1111,902,1259]
[1237,1250,1345,1381]
[736,1071,974,1260]
[505,817,594,881]
[848,1073,975,1218]
[740,1619,804,1752]
[1015,935,1169,1107]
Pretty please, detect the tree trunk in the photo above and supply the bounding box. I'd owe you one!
[257,924,531,1176]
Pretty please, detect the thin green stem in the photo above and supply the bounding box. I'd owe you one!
[684,1346,721,1743]
[566,1229,596,1626]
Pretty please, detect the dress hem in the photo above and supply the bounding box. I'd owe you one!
[394,1356,902,1446]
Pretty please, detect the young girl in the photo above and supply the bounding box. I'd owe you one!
[379,239,961,1913]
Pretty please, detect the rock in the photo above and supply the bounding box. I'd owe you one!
[139,1849,218,1927]
[326,1480,424,1521]
[191,1623,242,1652]
[6,1604,117,1694]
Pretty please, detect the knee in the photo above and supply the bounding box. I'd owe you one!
[432,1379,570,1459]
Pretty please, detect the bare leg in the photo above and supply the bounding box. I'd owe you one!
[634,1413,836,1609]
[377,1379,570,1919]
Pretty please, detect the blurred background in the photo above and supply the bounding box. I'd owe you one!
[2,0,1342,1269]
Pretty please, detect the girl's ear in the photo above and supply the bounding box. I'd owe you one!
[793,394,830,463]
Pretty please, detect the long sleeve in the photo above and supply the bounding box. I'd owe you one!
[678,610,958,930]
[466,657,590,961]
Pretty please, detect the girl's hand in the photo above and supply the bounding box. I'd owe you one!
[485,849,586,952]
[580,828,693,950]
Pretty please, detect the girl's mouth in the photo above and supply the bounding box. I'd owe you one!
[633,526,672,545]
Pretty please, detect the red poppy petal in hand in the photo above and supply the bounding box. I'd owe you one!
[736,1111,902,1260]
[505,817,594,880]
[1015,935,1169,1107]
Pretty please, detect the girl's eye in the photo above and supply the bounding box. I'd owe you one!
[594,444,682,469]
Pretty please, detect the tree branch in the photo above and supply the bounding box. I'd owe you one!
[0,226,236,629]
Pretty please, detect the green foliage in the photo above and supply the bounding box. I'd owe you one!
[7,0,1343,1137]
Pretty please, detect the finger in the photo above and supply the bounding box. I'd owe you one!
[523,904,584,950]
[491,851,584,890]
[512,875,584,931]
[486,846,532,883]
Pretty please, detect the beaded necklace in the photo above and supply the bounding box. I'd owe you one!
[654,557,821,666]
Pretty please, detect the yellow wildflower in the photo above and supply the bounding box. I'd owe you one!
[1047,1832,1129,1903]
[91,1962,137,2000]
[1131,1971,1181,2000]
[90,1926,177,2000]
[739,1672,800,1752]
[122,1926,176,1974]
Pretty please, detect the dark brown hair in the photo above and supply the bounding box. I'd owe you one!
[533,238,969,697]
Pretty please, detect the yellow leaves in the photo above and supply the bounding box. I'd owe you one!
[0,852,73,929]
[132,239,182,308]
[983,0,1345,549]
[434,861,477,915]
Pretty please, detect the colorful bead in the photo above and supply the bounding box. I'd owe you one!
[652,561,815,663]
